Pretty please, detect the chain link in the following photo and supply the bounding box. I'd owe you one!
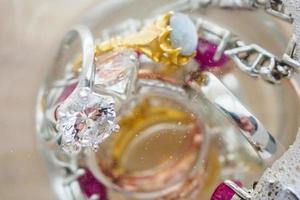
[159,0,299,83]
[192,14,298,83]
[225,43,292,83]
[283,35,300,71]
[262,0,294,22]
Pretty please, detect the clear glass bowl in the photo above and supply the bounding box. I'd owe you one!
[36,1,300,199]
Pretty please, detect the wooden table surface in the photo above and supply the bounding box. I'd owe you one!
[0,1,96,199]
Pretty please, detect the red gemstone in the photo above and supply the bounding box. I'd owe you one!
[210,181,242,200]
[78,169,107,199]
[195,39,228,70]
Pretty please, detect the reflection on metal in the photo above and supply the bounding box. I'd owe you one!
[189,72,284,165]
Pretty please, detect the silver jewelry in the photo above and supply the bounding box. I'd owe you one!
[35,1,300,200]
[157,0,299,84]
[189,72,284,165]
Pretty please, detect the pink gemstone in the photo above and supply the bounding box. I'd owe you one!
[210,181,242,200]
[55,82,77,104]
[78,169,107,199]
[54,82,77,121]
[195,39,228,70]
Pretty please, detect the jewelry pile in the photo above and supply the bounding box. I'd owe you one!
[36,1,300,199]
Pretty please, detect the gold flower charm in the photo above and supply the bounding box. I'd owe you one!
[95,12,198,68]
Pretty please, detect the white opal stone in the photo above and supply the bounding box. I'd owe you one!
[170,13,198,56]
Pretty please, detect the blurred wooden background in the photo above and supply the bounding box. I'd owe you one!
[0,1,97,199]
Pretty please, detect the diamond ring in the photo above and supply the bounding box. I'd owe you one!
[48,26,119,154]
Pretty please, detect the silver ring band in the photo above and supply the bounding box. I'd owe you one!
[189,72,284,165]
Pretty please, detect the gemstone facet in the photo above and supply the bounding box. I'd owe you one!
[195,39,228,69]
[56,87,118,154]
[94,49,138,97]
[211,181,241,200]
[170,13,198,56]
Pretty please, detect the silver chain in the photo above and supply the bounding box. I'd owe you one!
[154,0,299,83]
[262,0,293,23]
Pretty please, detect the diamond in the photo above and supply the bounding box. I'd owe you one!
[56,87,118,154]
[94,49,138,97]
